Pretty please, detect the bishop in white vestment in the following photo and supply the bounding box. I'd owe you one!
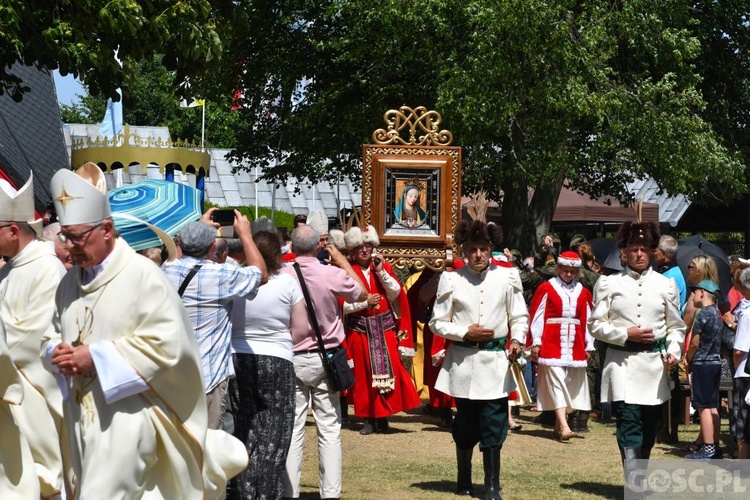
[0,173,66,497]
[42,164,247,499]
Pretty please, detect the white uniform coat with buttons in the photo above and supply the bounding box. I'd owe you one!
[429,264,529,400]
[588,267,685,405]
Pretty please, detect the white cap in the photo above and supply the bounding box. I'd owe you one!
[51,163,111,226]
[329,229,346,251]
[344,226,363,249]
[361,225,380,247]
[306,209,328,236]
[0,172,42,236]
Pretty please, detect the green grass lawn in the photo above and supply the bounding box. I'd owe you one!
[292,406,732,499]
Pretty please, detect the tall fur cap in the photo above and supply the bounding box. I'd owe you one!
[616,221,660,249]
[454,220,502,247]
[344,225,380,249]
[329,229,346,251]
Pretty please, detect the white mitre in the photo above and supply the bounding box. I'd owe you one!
[307,209,329,236]
[51,162,111,226]
[0,172,43,236]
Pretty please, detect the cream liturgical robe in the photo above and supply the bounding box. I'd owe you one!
[43,239,247,499]
[0,240,66,497]
[0,323,39,498]
[588,267,686,406]
[429,264,529,400]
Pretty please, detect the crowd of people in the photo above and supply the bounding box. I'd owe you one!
[1,163,749,500]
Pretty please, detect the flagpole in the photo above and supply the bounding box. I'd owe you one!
[201,101,206,151]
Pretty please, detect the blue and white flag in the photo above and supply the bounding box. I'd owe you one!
[100,89,123,138]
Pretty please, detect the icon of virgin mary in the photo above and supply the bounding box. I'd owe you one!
[394,183,427,229]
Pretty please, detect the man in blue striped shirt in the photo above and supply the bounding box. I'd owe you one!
[164,208,267,429]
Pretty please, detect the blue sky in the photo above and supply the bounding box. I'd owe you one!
[53,70,84,106]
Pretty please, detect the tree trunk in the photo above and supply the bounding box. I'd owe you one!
[528,174,566,250]
[501,175,565,257]
[501,177,535,255]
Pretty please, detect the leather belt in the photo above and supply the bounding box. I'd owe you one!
[608,338,666,353]
[453,337,508,351]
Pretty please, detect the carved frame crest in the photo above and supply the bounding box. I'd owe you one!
[362,107,461,271]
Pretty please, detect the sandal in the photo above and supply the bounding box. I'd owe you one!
[554,427,575,442]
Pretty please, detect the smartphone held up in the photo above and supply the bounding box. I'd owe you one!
[213,209,235,238]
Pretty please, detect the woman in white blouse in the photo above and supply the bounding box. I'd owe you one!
[229,231,308,499]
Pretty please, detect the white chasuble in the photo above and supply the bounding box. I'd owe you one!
[0,324,39,498]
[44,239,247,499]
[0,240,66,496]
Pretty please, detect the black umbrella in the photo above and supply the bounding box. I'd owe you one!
[676,235,732,297]
[589,237,617,267]
[601,246,625,273]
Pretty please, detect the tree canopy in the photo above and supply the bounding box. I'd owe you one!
[0,0,230,101]
[215,0,748,252]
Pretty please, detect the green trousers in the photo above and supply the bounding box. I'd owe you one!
[612,401,660,451]
[453,397,509,450]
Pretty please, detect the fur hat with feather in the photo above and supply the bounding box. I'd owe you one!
[455,191,502,247]
[616,221,660,249]
[616,200,660,249]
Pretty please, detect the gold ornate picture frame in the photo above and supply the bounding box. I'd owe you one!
[362,107,462,270]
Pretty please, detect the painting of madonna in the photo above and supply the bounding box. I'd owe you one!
[394,183,427,229]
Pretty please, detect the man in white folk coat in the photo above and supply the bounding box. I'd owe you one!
[588,221,685,470]
[42,163,247,499]
[429,219,529,500]
[0,172,66,498]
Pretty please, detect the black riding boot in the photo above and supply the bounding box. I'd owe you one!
[532,410,556,428]
[455,446,474,496]
[622,446,641,462]
[376,417,389,433]
[575,410,589,433]
[567,411,580,432]
[340,395,349,425]
[622,447,644,499]
[482,447,502,500]
[439,407,454,428]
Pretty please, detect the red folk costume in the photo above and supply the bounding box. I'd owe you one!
[342,227,421,419]
[419,264,465,410]
[527,277,593,367]
[527,251,595,413]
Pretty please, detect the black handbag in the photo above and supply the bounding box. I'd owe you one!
[293,263,355,391]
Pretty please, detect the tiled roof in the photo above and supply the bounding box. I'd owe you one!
[0,64,69,211]
[627,178,691,227]
[201,148,363,217]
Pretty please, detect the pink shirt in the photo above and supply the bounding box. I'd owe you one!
[281,256,362,352]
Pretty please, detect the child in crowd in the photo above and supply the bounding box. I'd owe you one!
[685,280,724,459]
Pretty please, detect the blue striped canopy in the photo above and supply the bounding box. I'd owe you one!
[108,180,202,251]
